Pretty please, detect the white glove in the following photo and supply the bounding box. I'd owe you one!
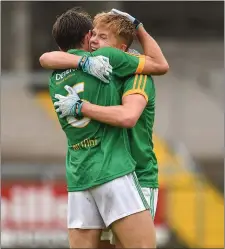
[79,55,112,83]
[54,85,83,118]
[110,9,142,29]
[127,48,141,55]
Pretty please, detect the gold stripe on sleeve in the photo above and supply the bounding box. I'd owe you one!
[135,55,146,74]
[137,75,143,89]
[133,74,139,89]
[141,75,147,91]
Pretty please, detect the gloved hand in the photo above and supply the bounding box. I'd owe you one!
[54,85,83,119]
[78,55,112,83]
[127,48,141,55]
[110,8,143,29]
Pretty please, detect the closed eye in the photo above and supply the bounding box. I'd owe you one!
[100,35,107,40]
[91,30,96,37]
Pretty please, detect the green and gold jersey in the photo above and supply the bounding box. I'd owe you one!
[49,47,145,191]
[123,74,158,188]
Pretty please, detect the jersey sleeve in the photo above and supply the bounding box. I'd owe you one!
[122,75,154,102]
[91,47,145,78]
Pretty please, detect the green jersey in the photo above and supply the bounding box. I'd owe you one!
[49,47,145,191]
[123,74,158,188]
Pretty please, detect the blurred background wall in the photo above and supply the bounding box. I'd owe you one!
[1,1,224,248]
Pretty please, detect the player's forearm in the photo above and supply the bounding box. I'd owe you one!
[81,102,136,128]
[137,26,169,75]
[39,52,80,69]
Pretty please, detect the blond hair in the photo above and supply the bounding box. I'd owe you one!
[93,12,136,48]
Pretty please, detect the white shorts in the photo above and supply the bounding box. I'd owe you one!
[101,187,158,241]
[67,172,149,229]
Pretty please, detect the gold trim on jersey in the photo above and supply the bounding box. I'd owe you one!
[133,74,139,89]
[135,55,145,74]
[142,75,147,91]
[123,74,148,102]
[122,89,148,102]
[137,74,143,89]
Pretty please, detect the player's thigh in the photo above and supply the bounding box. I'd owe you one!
[68,228,102,249]
[91,172,149,228]
[111,210,156,248]
[142,187,159,220]
[113,188,159,248]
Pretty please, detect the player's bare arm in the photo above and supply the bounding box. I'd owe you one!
[110,8,169,75]
[78,73,153,128]
[40,51,81,69]
[136,25,169,75]
[81,94,147,128]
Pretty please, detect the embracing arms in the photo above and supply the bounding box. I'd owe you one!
[40,9,169,77]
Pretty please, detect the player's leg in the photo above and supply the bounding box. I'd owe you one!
[67,191,105,248]
[69,229,102,248]
[91,172,156,248]
[112,209,156,248]
[113,187,159,248]
[109,187,159,248]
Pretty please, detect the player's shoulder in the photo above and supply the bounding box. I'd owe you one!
[97,47,120,53]
[92,47,123,56]
[67,49,91,56]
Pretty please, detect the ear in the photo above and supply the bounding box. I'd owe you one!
[88,30,92,37]
[82,32,91,50]
[84,32,91,45]
[120,43,127,52]
[86,31,92,40]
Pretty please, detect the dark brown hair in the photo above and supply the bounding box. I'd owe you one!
[52,7,93,51]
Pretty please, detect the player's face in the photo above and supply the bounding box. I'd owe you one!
[89,26,127,52]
